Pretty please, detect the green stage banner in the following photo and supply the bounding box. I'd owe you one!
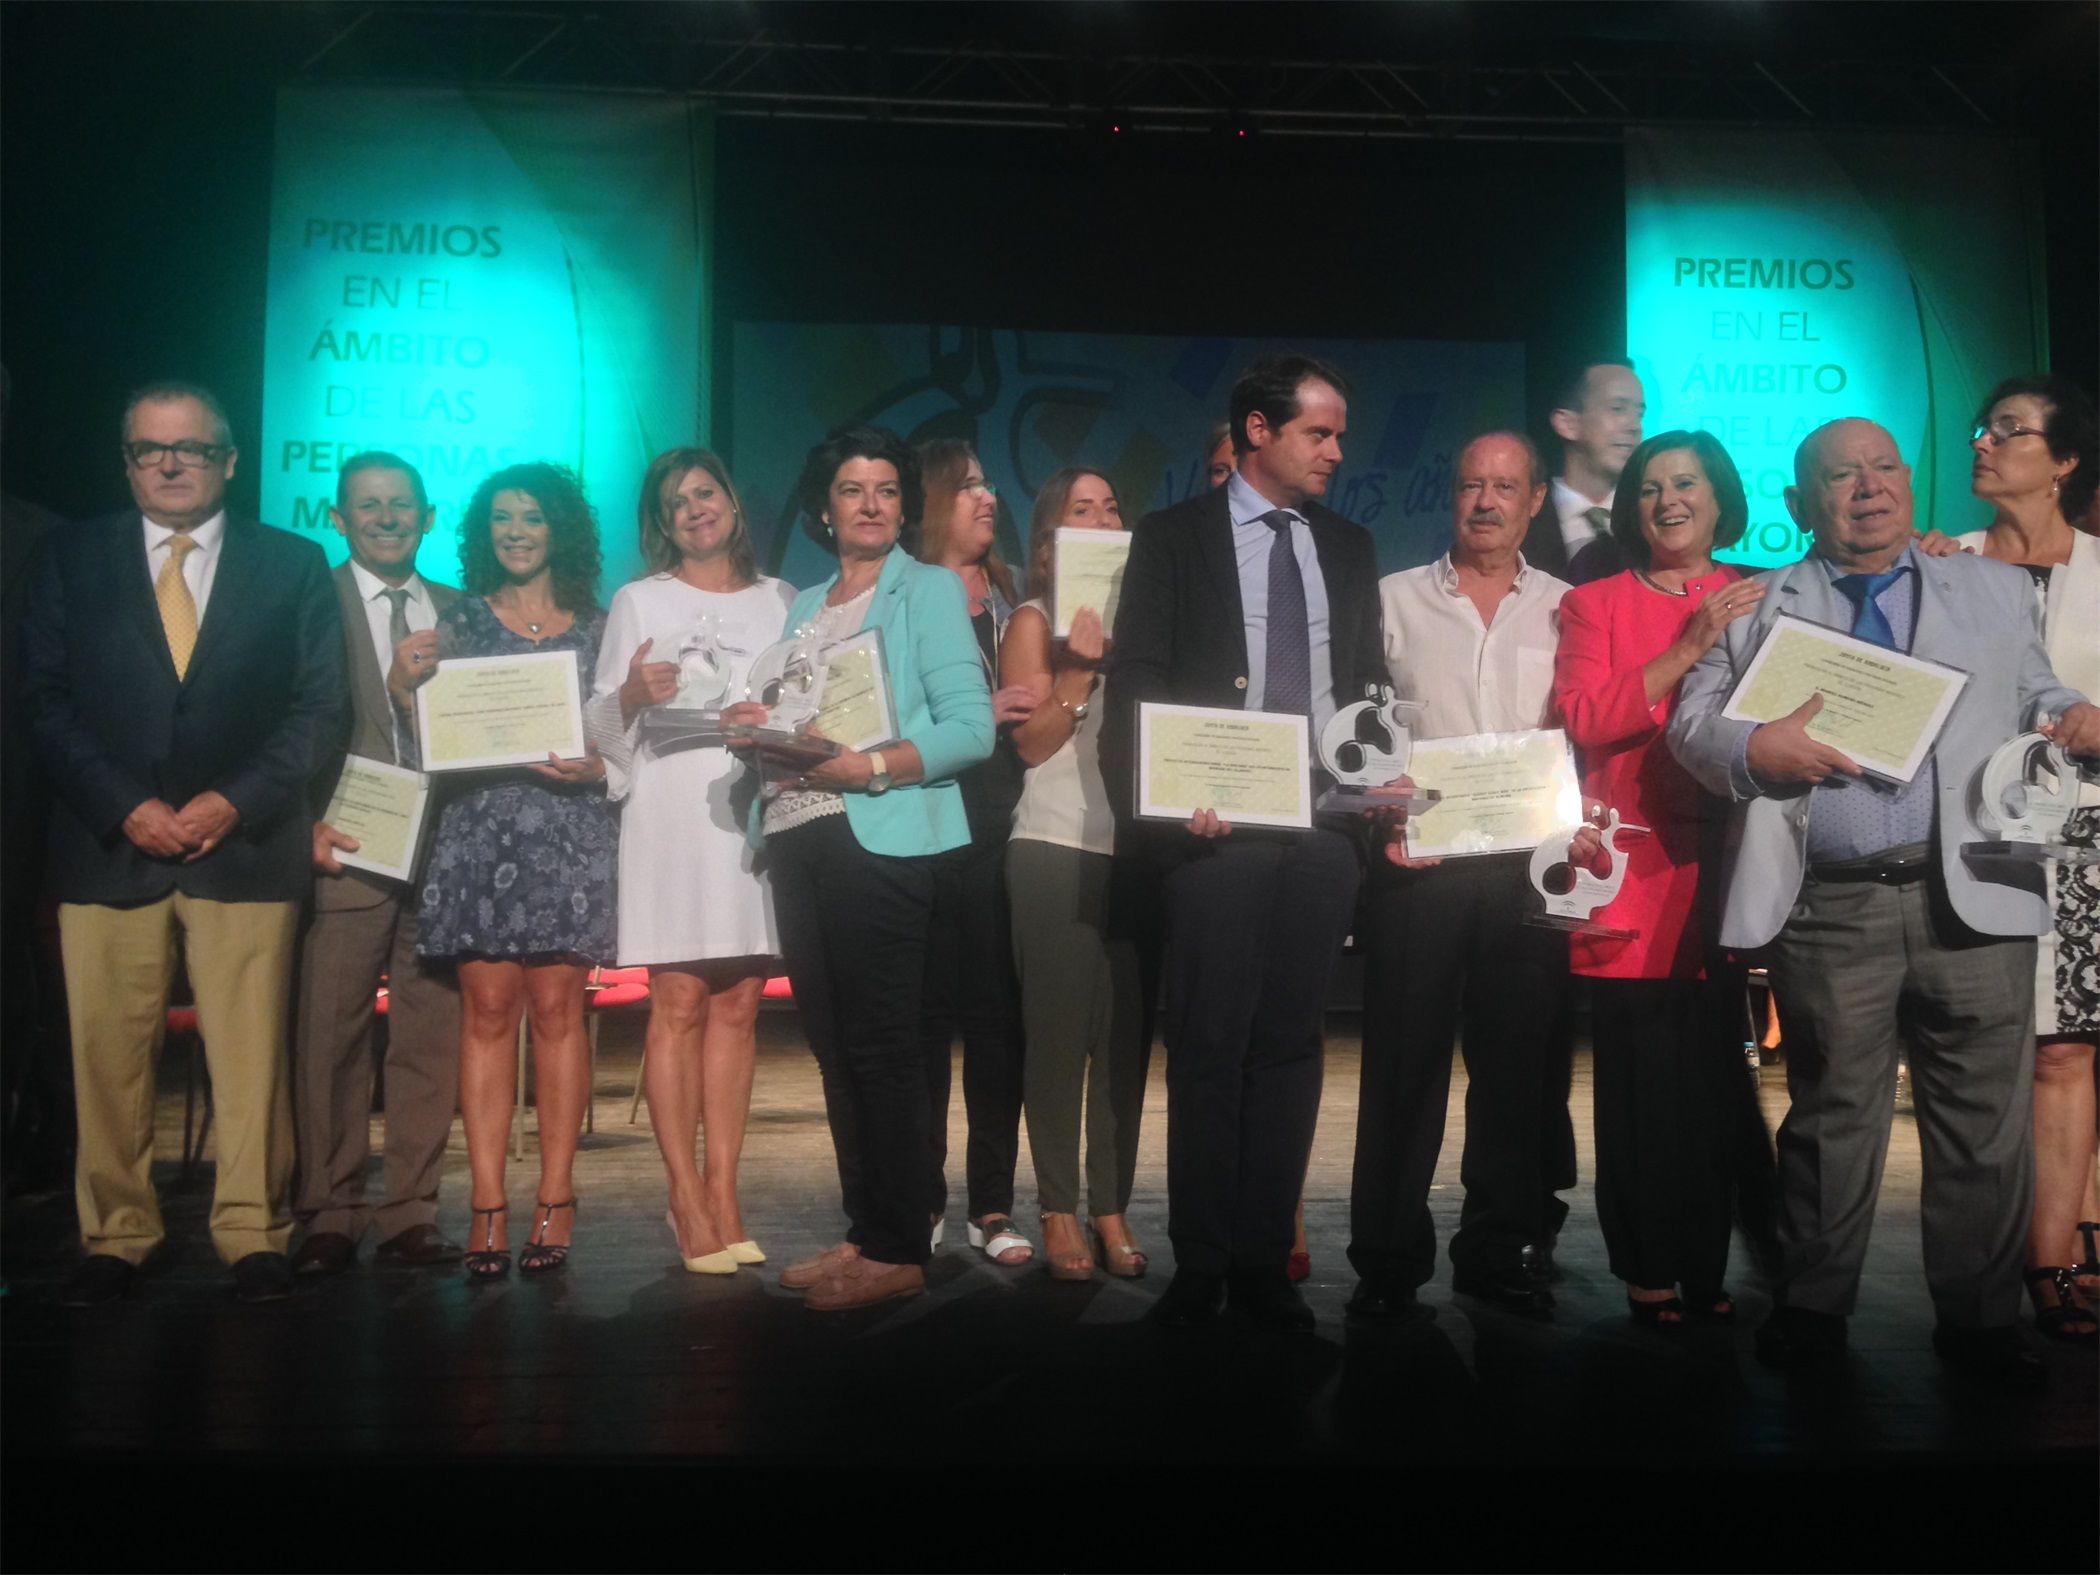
[1626,127,2047,565]
[262,87,709,588]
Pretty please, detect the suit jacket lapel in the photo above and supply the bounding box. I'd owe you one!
[1192,490,1248,683]
[113,514,179,681]
[334,564,393,754]
[1774,553,1847,633]
[187,519,257,679]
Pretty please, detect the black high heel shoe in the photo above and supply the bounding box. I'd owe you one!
[2073,1222,2100,1294]
[520,1199,576,1274]
[1685,1287,1737,1321]
[465,1204,510,1280]
[2025,1266,2098,1344]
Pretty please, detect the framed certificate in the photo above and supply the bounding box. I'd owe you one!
[1052,528,1132,638]
[320,755,431,883]
[1402,728,1582,859]
[1722,614,1968,783]
[1136,702,1312,830]
[815,627,900,753]
[415,649,587,772]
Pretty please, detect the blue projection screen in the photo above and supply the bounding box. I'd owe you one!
[261,86,709,588]
[1626,127,2048,566]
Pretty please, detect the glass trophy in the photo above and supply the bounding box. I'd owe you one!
[638,613,734,748]
[1962,732,2099,866]
[1314,685,1439,816]
[729,624,838,756]
[1525,808,1649,938]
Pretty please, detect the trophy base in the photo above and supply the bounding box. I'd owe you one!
[1962,840,2100,867]
[639,708,728,749]
[1316,784,1440,815]
[1524,912,1641,940]
[725,724,841,758]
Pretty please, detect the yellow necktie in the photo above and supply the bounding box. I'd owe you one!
[157,534,200,679]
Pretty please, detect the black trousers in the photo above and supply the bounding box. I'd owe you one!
[921,830,1025,1220]
[769,815,938,1267]
[1159,828,1360,1277]
[1349,853,1571,1290]
[1588,973,1756,1293]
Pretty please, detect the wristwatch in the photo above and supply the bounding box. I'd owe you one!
[865,749,893,795]
[1057,678,1096,722]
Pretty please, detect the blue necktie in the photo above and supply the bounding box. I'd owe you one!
[1261,510,1311,717]
[1833,567,1906,649]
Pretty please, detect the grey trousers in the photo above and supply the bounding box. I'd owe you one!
[1007,839,1148,1215]
[1766,874,2036,1328]
[291,890,461,1243]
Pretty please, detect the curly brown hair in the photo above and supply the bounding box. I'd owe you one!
[456,461,602,610]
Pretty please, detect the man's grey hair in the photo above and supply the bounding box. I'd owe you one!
[121,381,234,447]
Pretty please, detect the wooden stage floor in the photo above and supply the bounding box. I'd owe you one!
[4,1008,2093,1566]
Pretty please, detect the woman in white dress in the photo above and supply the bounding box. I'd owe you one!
[590,448,795,1274]
[1951,377,2100,1342]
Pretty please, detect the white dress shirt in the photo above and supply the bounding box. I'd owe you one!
[1549,477,1614,555]
[1224,470,1337,738]
[1378,552,1569,740]
[348,558,437,665]
[141,510,226,624]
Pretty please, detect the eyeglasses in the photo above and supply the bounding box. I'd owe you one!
[961,480,998,498]
[1970,421,2047,447]
[125,440,229,469]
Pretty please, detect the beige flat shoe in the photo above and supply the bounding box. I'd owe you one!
[805,1257,925,1311]
[779,1242,857,1291]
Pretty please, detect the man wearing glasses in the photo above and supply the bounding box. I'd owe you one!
[18,382,346,1306]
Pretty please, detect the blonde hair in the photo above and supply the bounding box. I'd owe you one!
[636,447,757,585]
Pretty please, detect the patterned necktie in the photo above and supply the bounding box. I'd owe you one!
[382,587,412,650]
[1261,509,1312,717]
[156,534,200,679]
[1833,567,1906,649]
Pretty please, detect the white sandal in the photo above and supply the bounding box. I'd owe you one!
[967,1215,1033,1265]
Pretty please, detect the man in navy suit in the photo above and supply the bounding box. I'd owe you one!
[1104,353,1386,1332]
[18,382,347,1305]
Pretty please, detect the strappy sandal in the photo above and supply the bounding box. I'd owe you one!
[520,1199,576,1274]
[1627,1291,1686,1328]
[465,1204,509,1280]
[1685,1287,1737,1322]
[2073,1222,2100,1297]
[1088,1219,1148,1280]
[2025,1266,2098,1344]
[967,1214,1033,1266]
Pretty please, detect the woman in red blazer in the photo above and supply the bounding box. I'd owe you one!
[1552,428,1769,1327]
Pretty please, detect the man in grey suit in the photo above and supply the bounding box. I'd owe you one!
[290,452,463,1274]
[1669,418,2100,1389]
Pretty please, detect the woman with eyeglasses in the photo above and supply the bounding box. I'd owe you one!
[911,438,1040,1266]
[586,448,796,1275]
[1952,376,2100,1343]
[724,425,993,1311]
[390,462,615,1280]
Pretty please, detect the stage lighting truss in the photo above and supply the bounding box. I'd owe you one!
[289,4,2032,143]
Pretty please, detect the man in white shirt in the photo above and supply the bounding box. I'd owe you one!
[1345,431,1574,1321]
[1527,360,1645,586]
[290,453,464,1275]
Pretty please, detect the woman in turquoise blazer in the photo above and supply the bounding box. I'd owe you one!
[726,424,993,1312]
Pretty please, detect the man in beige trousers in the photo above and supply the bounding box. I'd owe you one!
[18,382,346,1305]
